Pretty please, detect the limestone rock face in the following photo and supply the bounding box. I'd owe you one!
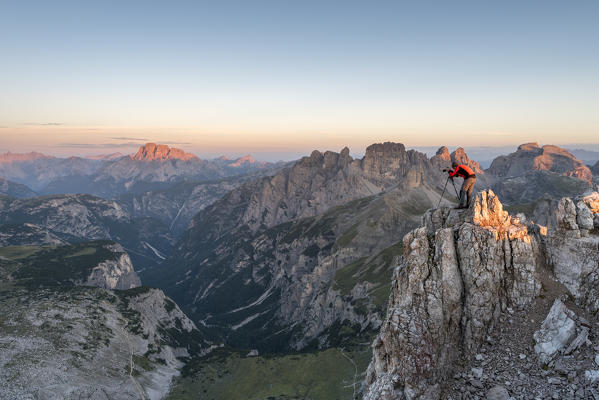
[543,192,599,314]
[364,190,541,400]
[239,142,434,231]
[82,243,141,290]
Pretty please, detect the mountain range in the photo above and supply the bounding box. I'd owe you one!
[0,143,284,198]
[1,140,598,399]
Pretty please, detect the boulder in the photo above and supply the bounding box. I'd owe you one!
[486,385,510,400]
[585,370,599,383]
[533,299,577,364]
[576,201,594,230]
[556,197,579,232]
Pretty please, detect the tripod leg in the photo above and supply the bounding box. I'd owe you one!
[451,180,460,201]
[437,176,449,208]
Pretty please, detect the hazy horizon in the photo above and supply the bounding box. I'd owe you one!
[3,140,599,164]
[1,1,598,157]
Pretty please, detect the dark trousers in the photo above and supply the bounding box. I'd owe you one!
[459,176,476,207]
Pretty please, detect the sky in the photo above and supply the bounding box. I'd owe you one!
[1,0,598,160]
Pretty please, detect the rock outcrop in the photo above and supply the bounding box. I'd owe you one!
[82,242,141,290]
[364,189,599,399]
[542,192,599,313]
[364,190,542,399]
[487,143,592,184]
[533,298,583,364]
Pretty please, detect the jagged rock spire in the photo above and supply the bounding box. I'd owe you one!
[364,190,541,399]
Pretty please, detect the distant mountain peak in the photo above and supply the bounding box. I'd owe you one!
[0,151,51,163]
[229,155,256,167]
[488,142,592,184]
[131,143,198,161]
[518,142,541,151]
[86,152,123,160]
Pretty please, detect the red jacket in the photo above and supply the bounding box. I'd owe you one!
[449,164,475,179]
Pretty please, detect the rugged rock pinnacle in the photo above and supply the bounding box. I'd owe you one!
[364,190,542,399]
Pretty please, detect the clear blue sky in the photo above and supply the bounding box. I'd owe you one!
[1,0,598,159]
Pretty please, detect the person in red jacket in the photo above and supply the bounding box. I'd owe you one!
[446,161,476,209]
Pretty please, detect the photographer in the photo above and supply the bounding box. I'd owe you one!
[444,162,477,209]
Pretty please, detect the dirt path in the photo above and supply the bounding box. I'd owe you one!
[121,326,146,400]
[340,348,358,399]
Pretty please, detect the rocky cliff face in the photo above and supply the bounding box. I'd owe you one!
[3,240,141,290]
[194,142,438,237]
[81,242,142,290]
[154,188,429,351]
[542,192,599,313]
[487,142,592,184]
[364,190,599,399]
[155,143,466,351]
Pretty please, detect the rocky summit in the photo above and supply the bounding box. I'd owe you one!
[364,189,599,400]
[488,142,593,184]
[131,143,199,162]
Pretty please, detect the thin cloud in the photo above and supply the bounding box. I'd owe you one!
[25,122,64,126]
[159,141,192,145]
[111,137,149,141]
[58,142,144,148]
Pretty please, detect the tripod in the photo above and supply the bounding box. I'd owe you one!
[437,176,461,208]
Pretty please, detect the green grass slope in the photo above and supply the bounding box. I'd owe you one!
[167,346,372,400]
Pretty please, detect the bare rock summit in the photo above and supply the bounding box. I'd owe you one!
[131,142,198,161]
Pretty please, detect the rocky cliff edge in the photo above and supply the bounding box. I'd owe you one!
[364,189,599,399]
